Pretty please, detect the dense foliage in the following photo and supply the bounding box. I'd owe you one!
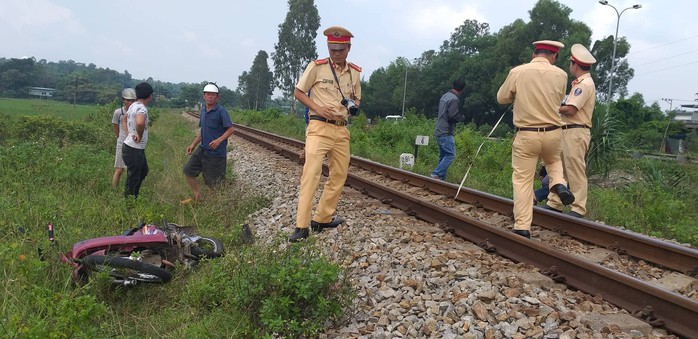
[237,50,275,110]
[360,0,634,126]
[0,57,239,109]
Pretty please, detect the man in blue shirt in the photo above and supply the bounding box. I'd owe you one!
[431,79,465,180]
[183,83,234,200]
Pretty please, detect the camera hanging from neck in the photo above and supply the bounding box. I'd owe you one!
[328,58,359,116]
[328,58,354,99]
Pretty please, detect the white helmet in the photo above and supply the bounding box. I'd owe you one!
[203,83,219,93]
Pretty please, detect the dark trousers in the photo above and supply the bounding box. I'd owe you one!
[122,144,149,198]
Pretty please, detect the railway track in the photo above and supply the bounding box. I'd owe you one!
[188,112,698,337]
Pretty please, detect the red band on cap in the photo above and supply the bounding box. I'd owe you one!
[327,35,351,44]
[534,44,560,53]
[571,55,590,67]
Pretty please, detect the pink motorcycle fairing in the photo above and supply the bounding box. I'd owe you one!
[69,232,169,260]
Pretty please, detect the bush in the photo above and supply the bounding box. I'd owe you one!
[183,238,353,337]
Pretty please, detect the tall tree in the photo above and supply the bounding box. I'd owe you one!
[239,50,274,110]
[591,36,634,102]
[272,0,320,113]
[236,71,249,107]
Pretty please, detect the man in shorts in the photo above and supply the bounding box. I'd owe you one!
[183,83,234,200]
[112,88,136,188]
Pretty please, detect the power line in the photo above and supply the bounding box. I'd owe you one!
[634,60,698,76]
[629,34,698,55]
[632,49,698,68]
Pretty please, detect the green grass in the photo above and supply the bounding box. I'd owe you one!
[0,99,352,337]
[0,97,100,120]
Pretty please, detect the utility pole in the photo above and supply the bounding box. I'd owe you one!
[659,98,680,153]
[598,1,641,103]
[72,75,80,112]
[401,57,412,118]
[661,98,674,111]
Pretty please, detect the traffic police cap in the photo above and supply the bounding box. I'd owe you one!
[570,44,596,66]
[324,26,353,50]
[532,40,564,53]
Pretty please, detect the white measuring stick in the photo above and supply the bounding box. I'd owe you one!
[455,105,512,200]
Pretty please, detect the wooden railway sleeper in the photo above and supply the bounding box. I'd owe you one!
[542,266,567,283]
[380,198,393,204]
[632,306,665,327]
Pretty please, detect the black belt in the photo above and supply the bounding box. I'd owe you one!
[309,115,347,126]
[562,124,590,129]
[515,125,560,132]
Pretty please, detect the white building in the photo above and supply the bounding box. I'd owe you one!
[27,87,55,98]
[673,104,698,128]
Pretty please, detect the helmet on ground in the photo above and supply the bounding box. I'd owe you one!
[203,83,219,93]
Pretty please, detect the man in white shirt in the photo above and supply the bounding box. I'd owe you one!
[122,82,153,198]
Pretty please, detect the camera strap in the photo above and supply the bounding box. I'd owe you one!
[328,59,354,99]
[328,59,346,99]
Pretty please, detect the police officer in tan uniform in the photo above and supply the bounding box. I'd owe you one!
[545,44,597,218]
[289,26,362,243]
[497,40,575,239]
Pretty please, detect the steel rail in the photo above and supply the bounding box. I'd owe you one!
[229,122,698,276]
[230,123,698,337]
[344,173,698,338]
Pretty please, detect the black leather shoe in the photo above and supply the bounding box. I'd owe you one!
[552,184,575,206]
[311,216,344,233]
[288,228,309,243]
[541,204,562,213]
[567,211,584,218]
[513,230,531,239]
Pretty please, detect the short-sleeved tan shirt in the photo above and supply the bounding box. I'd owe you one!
[296,58,361,121]
[496,57,567,128]
[563,73,596,127]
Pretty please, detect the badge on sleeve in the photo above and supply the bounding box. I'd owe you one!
[574,88,583,96]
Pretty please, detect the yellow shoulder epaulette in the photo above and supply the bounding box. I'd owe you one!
[314,58,330,65]
[349,62,362,72]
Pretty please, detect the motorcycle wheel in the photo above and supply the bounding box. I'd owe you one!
[82,255,172,284]
[191,237,224,259]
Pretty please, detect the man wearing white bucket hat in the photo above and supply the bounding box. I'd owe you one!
[111,88,136,188]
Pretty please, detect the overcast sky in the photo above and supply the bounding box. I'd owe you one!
[2,0,696,110]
